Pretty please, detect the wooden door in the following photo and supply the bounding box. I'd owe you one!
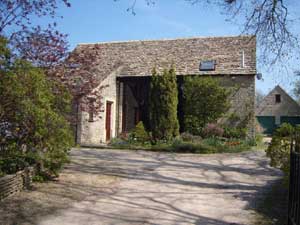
[106,101,113,142]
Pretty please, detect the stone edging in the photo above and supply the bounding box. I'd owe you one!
[0,167,35,201]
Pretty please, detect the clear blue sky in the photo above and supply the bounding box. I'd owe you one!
[46,0,300,96]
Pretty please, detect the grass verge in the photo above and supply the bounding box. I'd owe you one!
[254,180,288,225]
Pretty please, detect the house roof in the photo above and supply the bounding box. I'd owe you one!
[73,35,256,81]
[256,85,300,116]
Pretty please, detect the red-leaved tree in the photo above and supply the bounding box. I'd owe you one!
[48,44,114,123]
[1,1,106,123]
[0,0,71,67]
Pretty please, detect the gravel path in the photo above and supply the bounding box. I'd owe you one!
[0,148,282,225]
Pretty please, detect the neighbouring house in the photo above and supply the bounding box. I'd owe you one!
[72,35,257,146]
[256,85,300,134]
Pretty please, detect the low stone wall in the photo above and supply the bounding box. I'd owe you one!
[0,167,35,201]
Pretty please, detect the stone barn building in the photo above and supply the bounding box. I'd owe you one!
[256,85,300,134]
[73,35,257,146]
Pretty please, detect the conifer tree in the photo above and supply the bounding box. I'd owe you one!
[149,66,179,141]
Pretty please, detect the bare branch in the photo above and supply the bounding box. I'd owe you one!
[121,0,299,66]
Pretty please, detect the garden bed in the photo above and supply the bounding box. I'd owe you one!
[108,137,256,154]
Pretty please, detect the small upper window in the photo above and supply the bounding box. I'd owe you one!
[275,94,281,103]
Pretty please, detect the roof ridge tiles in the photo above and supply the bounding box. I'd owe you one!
[77,35,255,46]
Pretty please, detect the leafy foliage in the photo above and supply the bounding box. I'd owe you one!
[223,127,247,139]
[183,76,231,135]
[0,0,70,67]
[180,132,202,143]
[266,123,296,181]
[110,134,251,154]
[130,122,150,143]
[170,138,249,154]
[0,39,74,177]
[149,67,179,141]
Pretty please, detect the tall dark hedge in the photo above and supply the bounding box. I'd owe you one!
[149,67,179,141]
[183,76,231,135]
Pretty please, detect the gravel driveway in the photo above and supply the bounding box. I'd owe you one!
[0,148,282,225]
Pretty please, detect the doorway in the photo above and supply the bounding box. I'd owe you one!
[106,101,113,142]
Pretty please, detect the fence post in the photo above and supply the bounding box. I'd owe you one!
[288,138,294,225]
[288,134,300,225]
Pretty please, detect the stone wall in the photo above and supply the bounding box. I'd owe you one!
[219,75,256,138]
[78,68,119,145]
[0,167,35,201]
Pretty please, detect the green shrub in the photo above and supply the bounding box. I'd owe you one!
[180,132,202,143]
[265,123,297,183]
[130,122,150,143]
[0,150,37,175]
[0,39,74,178]
[109,134,251,154]
[169,137,250,154]
[225,144,249,153]
[149,67,179,141]
[32,174,47,182]
[110,137,129,146]
[170,140,216,154]
[255,133,264,145]
[246,138,257,146]
[0,156,28,174]
[183,76,231,135]
[274,123,294,137]
[202,137,223,148]
[223,127,247,139]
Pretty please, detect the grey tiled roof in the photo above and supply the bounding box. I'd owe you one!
[74,35,256,80]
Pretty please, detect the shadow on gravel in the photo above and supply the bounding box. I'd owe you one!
[0,163,117,225]
[63,149,282,224]
[0,149,282,225]
[68,149,281,192]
